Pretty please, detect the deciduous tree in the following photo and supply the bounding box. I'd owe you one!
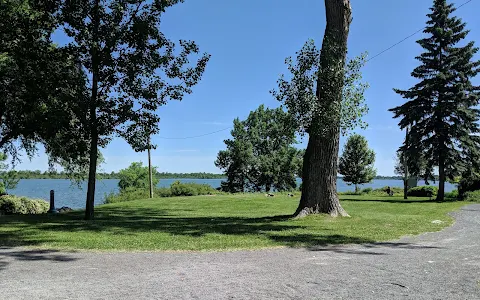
[215,105,300,193]
[60,0,210,219]
[338,134,376,193]
[271,0,369,217]
[118,162,160,192]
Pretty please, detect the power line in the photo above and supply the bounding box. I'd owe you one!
[157,0,475,140]
[156,126,232,140]
[366,0,474,62]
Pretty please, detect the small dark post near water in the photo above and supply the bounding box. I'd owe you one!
[48,190,58,214]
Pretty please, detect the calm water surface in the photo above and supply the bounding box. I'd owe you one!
[8,178,456,209]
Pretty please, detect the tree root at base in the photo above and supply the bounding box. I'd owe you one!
[293,207,350,219]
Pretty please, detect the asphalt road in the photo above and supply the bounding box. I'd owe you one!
[1,204,479,300]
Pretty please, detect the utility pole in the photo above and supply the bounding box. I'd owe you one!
[148,135,153,199]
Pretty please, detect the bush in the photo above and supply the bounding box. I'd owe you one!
[367,186,403,196]
[169,181,215,197]
[458,177,480,198]
[156,187,172,198]
[361,187,373,194]
[445,190,459,199]
[104,188,150,204]
[104,182,218,203]
[463,190,480,202]
[407,186,438,197]
[170,181,198,196]
[0,195,49,215]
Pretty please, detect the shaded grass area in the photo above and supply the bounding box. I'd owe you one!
[0,194,466,251]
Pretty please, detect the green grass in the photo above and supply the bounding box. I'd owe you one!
[0,193,467,252]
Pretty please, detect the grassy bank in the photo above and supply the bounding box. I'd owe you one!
[0,193,467,251]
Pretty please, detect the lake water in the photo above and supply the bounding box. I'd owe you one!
[7,178,457,209]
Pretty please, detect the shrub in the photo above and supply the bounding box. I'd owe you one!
[156,187,172,197]
[445,190,459,199]
[169,181,216,197]
[104,188,150,204]
[361,187,373,194]
[104,182,218,203]
[0,195,49,215]
[368,186,403,196]
[458,177,480,198]
[463,190,480,202]
[407,186,438,197]
[170,181,198,196]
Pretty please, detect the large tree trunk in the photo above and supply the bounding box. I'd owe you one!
[437,156,445,202]
[84,124,98,220]
[85,0,100,220]
[294,0,352,218]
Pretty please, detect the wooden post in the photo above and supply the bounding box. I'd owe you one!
[148,137,153,199]
[48,190,58,214]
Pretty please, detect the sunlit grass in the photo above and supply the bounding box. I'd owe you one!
[0,193,466,251]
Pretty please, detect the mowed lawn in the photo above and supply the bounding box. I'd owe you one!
[0,193,467,251]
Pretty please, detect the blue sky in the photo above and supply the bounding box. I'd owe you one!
[17,0,480,175]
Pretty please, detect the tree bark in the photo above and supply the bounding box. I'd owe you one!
[404,126,409,199]
[148,144,153,199]
[85,0,100,220]
[437,156,445,202]
[294,0,352,218]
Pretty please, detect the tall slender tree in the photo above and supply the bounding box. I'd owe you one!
[60,0,210,219]
[272,0,369,217]
[389,0,480,201]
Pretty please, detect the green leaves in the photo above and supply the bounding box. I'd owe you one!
[215,105,301,193]
[0,152,19,193]
[61,0,210,152]
[1,0,90,170]
[118,162,159,192]
[271,39,369,137]
[338,134,376,191]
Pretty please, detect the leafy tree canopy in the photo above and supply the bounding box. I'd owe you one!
[271,39,369,137]
[215,105,301,193]
[118,162,159,192]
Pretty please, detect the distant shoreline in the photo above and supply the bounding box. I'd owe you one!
[11,177,409,181]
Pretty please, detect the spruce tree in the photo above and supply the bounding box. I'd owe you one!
[389,0,480,201]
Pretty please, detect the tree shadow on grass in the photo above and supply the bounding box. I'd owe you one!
[342,197,460,204]
[0,206,441,254]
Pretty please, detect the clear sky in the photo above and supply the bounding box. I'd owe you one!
[16,0,480,175]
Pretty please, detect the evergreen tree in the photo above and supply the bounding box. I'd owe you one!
[338,134,376,193]
[389,0,480,201]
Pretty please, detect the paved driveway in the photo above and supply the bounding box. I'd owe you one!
[1,204,479,300]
